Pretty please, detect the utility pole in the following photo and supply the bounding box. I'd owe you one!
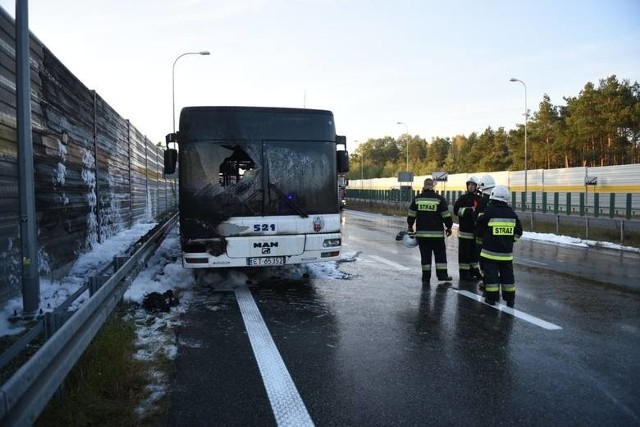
[16,0,40,315]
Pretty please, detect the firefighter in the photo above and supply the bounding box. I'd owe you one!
[474,174,496,225]
[407,178,453,285]
[473,174,496,286]
[453,176,482,280]
[475,185,523,307]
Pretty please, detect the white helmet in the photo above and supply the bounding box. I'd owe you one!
[466,176,479,185]
[403,233,418,248]
[478,174,496,194]
[466,176,479,191]
[490,185,510,204]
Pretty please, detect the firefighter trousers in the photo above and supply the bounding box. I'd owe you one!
[458,236,479,276]
[481,259,515,303]
[418,238,449,279]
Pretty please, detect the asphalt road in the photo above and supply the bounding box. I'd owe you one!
[167,210,640,426]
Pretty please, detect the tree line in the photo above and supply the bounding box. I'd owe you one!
[350,75,640,179]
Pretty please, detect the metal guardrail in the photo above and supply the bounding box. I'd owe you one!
[0,213,178,426]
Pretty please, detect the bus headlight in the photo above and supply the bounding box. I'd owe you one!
[323,238,341,247]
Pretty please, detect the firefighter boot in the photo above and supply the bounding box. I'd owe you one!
[503,290,516,308]
[484,289,499,306]
[470,268,483,280]
[422,274,430,286]
[459,270,472,280]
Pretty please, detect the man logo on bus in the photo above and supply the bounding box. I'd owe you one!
[313,216,325,232]
[254,242,278,248]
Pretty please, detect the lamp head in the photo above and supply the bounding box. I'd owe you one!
[199,51,211,55]
[510,77,518,82]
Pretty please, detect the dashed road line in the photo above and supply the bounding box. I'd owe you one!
[518,259,549,267]
[234,286,314,427]
[455,289,563,330]
[368,255,411,271]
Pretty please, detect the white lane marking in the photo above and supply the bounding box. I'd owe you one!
[368,255,411,271]
[455,290,563,330]
[234,286,314,427]
[519,259,549,267]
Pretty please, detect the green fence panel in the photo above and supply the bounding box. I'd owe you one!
[399,187,409,202]
[351,187,635,220]
[609,193,614,218]
[531,192,536,213]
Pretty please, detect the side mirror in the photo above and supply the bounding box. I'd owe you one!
[337,150,349,173]
[166,133,178,144]
[164,149,177,175]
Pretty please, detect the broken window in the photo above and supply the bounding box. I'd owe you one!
[179,140,338,239]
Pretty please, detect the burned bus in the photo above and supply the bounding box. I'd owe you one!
[164,106,349,268]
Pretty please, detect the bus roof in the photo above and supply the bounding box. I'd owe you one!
[178,106,337,142]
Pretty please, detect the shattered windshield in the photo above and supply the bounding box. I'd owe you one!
[180,140,337,237]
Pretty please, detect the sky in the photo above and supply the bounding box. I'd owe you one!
[0,0,635,312]
[1,0,640,150]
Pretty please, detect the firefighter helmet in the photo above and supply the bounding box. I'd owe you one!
[478,174,496,194]
[466,176,479,191]
[403,233,418,248]
[490,185,510,204]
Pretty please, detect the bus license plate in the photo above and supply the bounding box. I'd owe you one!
[247,256,285,266]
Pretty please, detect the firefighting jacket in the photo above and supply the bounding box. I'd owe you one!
[407,189,453,238]
[453,191,481,240]
[475,200,523,261]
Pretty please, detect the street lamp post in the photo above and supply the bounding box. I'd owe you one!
[396,121,409,171]
[354,141,364,191]
[172,51,210,134]
[510,78,528,210]
[361,153,364,190]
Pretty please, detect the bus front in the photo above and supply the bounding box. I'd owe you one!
[165,106,348,268]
